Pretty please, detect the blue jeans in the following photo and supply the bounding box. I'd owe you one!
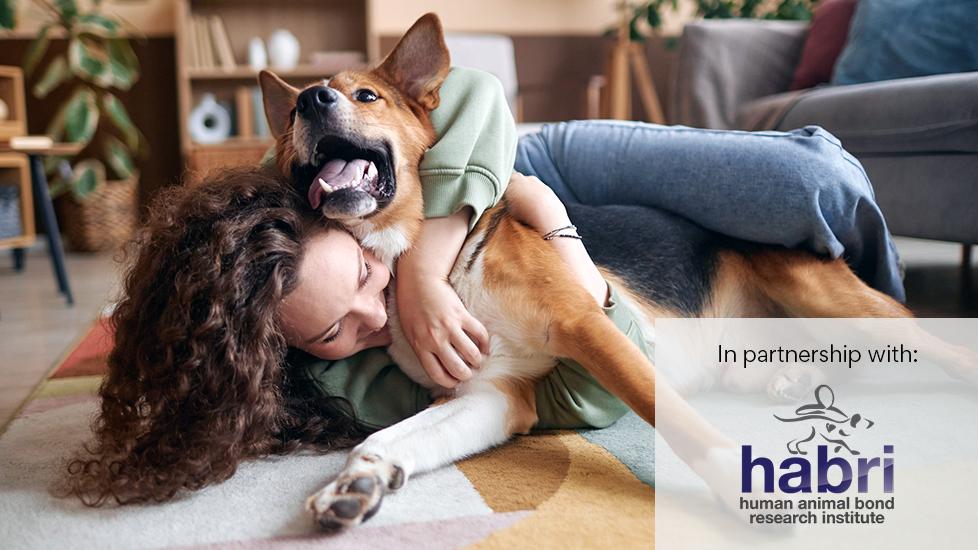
[516,121,905,302]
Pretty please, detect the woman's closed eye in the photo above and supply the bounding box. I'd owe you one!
[360,257,372,290]
[321,255,372,344]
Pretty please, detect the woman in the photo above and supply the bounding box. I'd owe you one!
[65,166,632,505]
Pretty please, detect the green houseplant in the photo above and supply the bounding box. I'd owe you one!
[627,0,817,41]
[1,0,147,251]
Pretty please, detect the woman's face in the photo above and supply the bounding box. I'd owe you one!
[279,228,392,359]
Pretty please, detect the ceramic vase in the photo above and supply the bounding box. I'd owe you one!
[268,29,301,70]
[188,93,232,144]
[248,37,268,71]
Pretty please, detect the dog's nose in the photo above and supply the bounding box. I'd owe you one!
[297,86,338,117]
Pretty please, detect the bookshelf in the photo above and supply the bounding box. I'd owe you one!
[174,0,377,174]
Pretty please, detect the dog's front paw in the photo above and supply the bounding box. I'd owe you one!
[306,471,385,532]
[767,368,821,403]
[306,452,407,532]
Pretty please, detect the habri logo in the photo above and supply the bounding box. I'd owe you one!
[741,385,894,494]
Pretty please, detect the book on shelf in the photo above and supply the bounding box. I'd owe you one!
[189,16,215,69]
[209,16,237,71]
[235,87,254,138]
[252,87,270,138]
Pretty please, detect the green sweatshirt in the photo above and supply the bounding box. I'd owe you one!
[289,67,642,430]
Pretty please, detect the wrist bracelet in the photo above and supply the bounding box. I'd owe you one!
[542,224,582,241]
[544,233,583,241]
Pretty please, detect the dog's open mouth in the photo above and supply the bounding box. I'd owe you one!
[305,135,395,218]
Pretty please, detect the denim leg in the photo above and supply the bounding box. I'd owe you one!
[515,120,905,301]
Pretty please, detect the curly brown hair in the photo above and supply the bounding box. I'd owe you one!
[64,167,369,506]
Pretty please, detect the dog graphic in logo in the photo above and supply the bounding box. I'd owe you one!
[774,385,874,456]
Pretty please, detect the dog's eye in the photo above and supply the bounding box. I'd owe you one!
[354,89,378,103]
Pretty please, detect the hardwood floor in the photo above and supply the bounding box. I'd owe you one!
[0,245,119,430]
[0,237,975,430]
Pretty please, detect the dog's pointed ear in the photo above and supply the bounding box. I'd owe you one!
[375,13,450,111]
[259,70,300,138]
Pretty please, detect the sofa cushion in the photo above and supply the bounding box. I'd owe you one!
[861,155,978,243]
[789,0,858,90]
[775,72,978,154]
[832,0,978,85]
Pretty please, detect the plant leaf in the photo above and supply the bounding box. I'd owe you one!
[0,0,14,30]
[33,55,71,99]
[68,159,106,200]
[55,0,79,24]
[48,177,71,198]
[646,5,662,29]
[76,13,120,38]
[68,36,115,87]
[103,135,135,178]
[102,93,140,150]
[24,23,54,77]
[106,39,139,89]
[47,87,99,146]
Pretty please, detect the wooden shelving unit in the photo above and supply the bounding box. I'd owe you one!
[0,67,33,252]
[174,0,376,174]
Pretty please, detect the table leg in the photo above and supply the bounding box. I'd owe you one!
[29,154,73,306]
[12,247,26,271]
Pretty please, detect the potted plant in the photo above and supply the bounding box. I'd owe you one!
[1,0,147,251]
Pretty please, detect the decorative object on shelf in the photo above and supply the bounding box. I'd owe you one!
[1,0,148,253]
[248,37,268,71]
[268,29,301,70]
[189,93,232,144]
[0,98,7,121]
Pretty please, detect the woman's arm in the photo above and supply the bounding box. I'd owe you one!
[396,207,489,389]
[505,172,609,307]
[396,67,518,388]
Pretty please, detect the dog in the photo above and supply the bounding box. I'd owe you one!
[260,13,967,531]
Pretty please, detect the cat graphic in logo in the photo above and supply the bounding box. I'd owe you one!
[775,385,875,456]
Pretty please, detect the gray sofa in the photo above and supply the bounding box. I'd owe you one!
[673,19,978,249]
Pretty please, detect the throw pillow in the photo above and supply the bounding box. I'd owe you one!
[832,0,978,85]
[789,0,859,90]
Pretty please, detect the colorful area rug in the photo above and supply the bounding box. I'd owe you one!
[0,319,654,549]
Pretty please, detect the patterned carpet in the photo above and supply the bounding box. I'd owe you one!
[0,319,654,549]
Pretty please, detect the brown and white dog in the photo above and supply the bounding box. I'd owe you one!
[260,13,951,531]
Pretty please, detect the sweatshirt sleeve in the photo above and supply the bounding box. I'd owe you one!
[420,67,518,230]
[300,348,432,431]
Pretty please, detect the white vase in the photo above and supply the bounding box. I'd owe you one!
[248,37,268,71]
[268,29,300,70]
[188,93,232,145]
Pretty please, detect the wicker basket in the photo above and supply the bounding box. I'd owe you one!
[57,174,138,252]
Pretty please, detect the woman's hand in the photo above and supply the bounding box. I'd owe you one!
[506,172,609,307]
[396,208,490,388]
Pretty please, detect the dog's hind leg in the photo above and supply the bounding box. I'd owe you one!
[746,250,978,384]
[744,250,911,318]
[307,378,533,531]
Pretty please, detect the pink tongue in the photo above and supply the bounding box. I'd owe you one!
[308,159,371,209]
